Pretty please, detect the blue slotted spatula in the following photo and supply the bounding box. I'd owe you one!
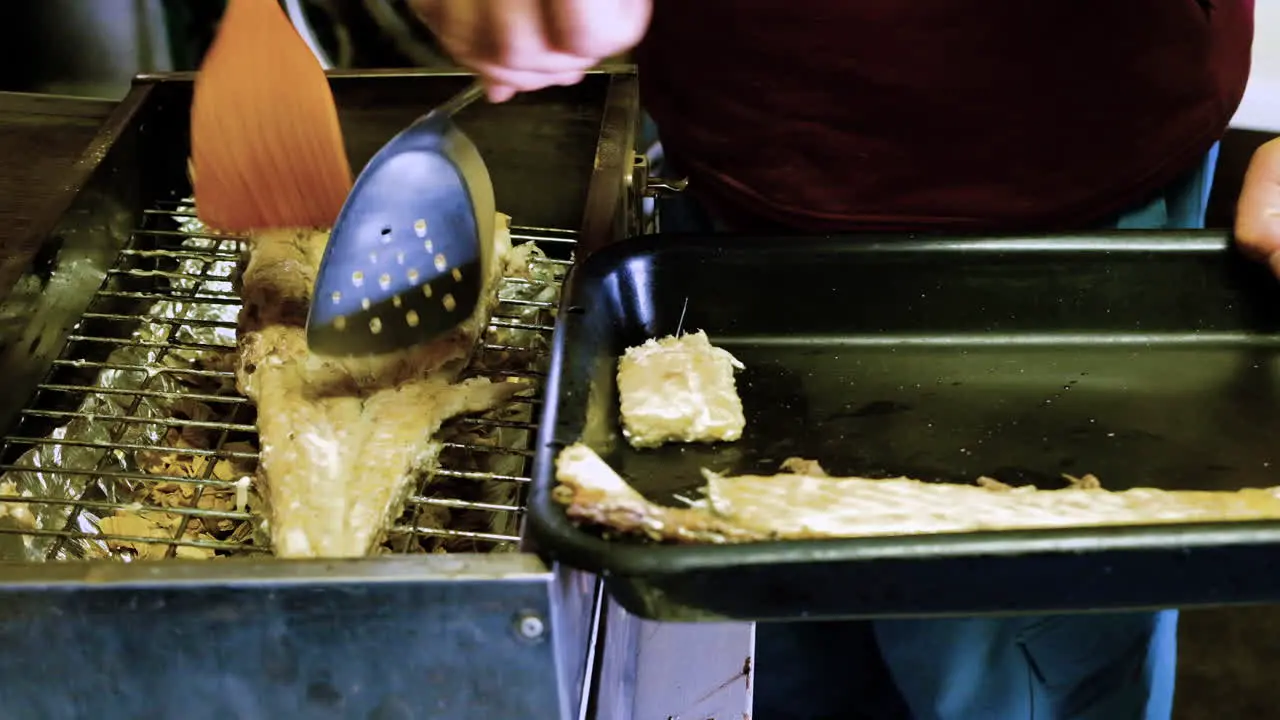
[307,80,494,356]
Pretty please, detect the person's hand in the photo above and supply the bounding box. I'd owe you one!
[1236,138,1280,277]
[408,0,652,102]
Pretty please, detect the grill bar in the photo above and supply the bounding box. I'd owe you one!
[34,385,248,405]
[0,465,247,489]
[0,203,571,561]
[3,436,257,459]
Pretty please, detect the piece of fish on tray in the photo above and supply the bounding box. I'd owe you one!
[554,444,1280,543]
[616,330,746,449]
[237,213,536,558]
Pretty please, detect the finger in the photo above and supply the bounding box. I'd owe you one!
[480,71,586,104]
[543,0,652,58]
[485,83,518,103]
[414,0,600,75]
[469,0,541,65]
[471,0,600,73]
[1235,138,1280,264]
[473,62,589,93]
[423,0,551,70]
[482,50,599,75]
[415,0,487,67]
[551,69,587,86]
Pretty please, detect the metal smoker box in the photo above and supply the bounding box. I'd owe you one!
[0,69,640,720]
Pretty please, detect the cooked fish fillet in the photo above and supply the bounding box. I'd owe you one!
[237,214,536,558]
[617,330,745,449]
[554,444,1280,543]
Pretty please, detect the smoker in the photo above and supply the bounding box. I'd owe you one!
[0,68,739,720]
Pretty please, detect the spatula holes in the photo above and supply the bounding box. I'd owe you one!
[442,294,456,312]
[413,219,427,237]
[351,271,365,287]
[405,310,420,327]
[369,317,383,334]
[434,253,447,272]
[407,268,420,283]
[361,298,371,310]
[392,295,403,308]
[330,291,342,304]
[334,316,348,331]
[380,226,393,244]
[451,268,462,282]
[395,252,405,265]
[421,283,432,298]
[378,273,391,290]
[424,239,434,252]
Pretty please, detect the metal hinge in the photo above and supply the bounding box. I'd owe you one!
[628,153,689,236]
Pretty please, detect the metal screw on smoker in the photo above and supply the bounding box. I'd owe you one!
[514,611,547,642]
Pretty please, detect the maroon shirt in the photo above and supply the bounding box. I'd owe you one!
[635,0,1254,233]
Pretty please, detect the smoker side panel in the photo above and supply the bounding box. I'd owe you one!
[0,556,568,719]
[0,83,179,438]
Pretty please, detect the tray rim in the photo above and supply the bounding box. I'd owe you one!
[528,228,1280,578]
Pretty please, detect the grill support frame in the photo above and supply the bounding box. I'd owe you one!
[1,203,572,560]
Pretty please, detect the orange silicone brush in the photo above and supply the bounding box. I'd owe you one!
[189,0,353,232]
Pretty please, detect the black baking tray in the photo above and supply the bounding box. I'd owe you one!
[528,230,1280,621]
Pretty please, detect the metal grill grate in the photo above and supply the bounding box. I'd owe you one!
[0,200,574,561]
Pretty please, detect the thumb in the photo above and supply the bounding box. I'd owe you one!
[1235,137,1280,276]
